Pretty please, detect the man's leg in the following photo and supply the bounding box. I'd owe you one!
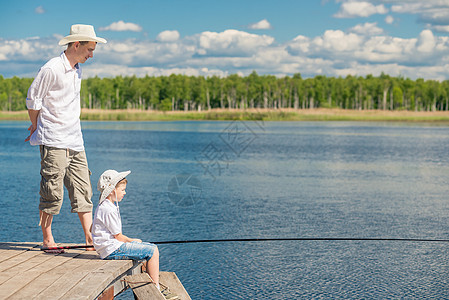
[39,146,67,247]
[40,210,56,247]
[66,149,94,249]
[78,211,94,249]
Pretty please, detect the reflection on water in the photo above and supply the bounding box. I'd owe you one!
[1,120,449,299]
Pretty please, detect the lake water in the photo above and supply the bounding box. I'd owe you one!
[1,120,449,299]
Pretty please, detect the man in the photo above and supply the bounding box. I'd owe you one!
[25,24,106,252]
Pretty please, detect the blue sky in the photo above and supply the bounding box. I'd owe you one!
[1,1,343,41]
[1,0,449,79]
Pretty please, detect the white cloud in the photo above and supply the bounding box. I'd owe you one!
[350,22,384,35]
[288,35,310,54]
[95,38,196,67]
[390,1,449,14]
[35,6,45,14]
[287,27,449,78]
[388,1,449,26]
[248,19,272,30]
[354,36,418,63]
[156,30,180,42]
[0,38,58,62]
[99,21,142,32]
[432,25,449,33]
[417,29,436,52]
[3,26,449,81]
[196,29,275,56]
[334,1,388,18]
[321,30,362,51]
[385,15,394,24]
[83,64,228,78]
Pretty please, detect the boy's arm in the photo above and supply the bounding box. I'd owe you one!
[114,233,142,243]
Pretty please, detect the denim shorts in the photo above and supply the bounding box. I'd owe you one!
[105,241,157,261]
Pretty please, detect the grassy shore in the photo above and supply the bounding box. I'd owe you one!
[2,108,449,123]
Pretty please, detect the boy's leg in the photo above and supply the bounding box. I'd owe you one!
[106,242,160,286]
[146,246,160,287]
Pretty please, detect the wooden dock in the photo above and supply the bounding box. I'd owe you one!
[0,242,190,299]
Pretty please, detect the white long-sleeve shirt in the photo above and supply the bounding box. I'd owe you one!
[26,52,84,152]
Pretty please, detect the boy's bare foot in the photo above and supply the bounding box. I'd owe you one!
[160,285,180,300]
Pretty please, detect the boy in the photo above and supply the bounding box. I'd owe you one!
[92,170,177,299]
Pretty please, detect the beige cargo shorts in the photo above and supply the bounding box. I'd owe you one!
[39,145,93,215]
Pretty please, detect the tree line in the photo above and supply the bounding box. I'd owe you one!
[1,72,449,112]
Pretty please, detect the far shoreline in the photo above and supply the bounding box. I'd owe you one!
[2,108,449,123]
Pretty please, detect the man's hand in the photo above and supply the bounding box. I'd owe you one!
[25,109,40,142]
[25,124,36,142]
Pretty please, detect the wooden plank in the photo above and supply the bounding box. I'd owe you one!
[35,271,95,300]
[2,249,57,273]
[97,285,114,300]
[0,247,85,287]
[56,272,113,300]
[0,249,85,299]
[0,245,43,272]
[1,247,101,300]
[60,260,135,300]
[34,249,91,276]
[6,250,87,299]
[35,255,112,299]
[125,273,165,300]
[108,260,144,298]
[0,243,189,300]
[0,243,40,263]
[160,272,191,300]
[0,273,14,287]
[94,259,136,278]
[0,242,40,250]
[0,248,53,293]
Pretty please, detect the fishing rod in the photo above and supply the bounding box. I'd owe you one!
[40,237,449,251]
[41,244,95,251]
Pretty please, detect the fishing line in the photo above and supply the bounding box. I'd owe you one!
[153,237,449,245]
[40,237,449,251]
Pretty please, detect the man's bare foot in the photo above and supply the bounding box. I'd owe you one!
[85,238,95,251]
[41,243,65,254]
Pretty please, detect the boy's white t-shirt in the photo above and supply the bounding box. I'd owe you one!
[92,200,124,259]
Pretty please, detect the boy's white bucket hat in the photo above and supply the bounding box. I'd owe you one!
[59,24,107,46]
[97,170,131,203]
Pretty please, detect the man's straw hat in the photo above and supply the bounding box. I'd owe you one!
[59,24,107,46]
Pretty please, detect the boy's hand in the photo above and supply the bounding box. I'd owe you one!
[133,238,142,243]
